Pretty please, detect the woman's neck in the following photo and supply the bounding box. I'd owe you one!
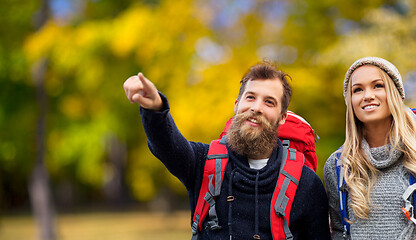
[363,119,392,148]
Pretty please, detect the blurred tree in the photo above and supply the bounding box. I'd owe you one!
[29,1,58,240]
[0,0,58,239]
[3,0,415,217]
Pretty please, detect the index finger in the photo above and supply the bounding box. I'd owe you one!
[137,73,150,87]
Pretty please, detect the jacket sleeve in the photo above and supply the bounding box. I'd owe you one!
[139,93,208,190]
[324,153,345,240]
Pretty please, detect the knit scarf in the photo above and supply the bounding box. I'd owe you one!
[361,139,403,169]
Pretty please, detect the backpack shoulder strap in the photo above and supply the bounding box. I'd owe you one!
[191,136,228,239]
[270,140,304,240]
[409,174,416,208]
[409,108,416,206]
[334,150,351,240]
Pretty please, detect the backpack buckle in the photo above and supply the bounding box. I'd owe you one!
[282,140,290,148]
[206,220,222,231]
[342,229,351,240]
[402,183,416,224]
[191,214,200,234]
[402,207,412,221]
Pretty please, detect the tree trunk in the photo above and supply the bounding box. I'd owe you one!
[30,57,57,240]
[103,134,128,205]
[28,1,58,239]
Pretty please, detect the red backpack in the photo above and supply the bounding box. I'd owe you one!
[191,111,316,240]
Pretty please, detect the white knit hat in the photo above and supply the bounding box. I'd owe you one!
[343,57,405,100]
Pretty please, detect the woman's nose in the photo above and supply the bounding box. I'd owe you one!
[363,90,375,101]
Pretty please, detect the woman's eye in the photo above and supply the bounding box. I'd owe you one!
[352,88,362,93]
[375,84,384,89]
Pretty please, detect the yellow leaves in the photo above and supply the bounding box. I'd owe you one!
[78,157,104,187]
[127,146,160,202]
[134,32,172,63]
[75,21,110,48]
[106,0,204,67]
[75,58,105,92]
[109,0,200,59]
[59,93,106,120]
[110,7,153,58]
[130,169,156,202]
[158,0,194,35]
[169,62,242,141]
[24,20,104,79]
[165,174,187,196]
[60,95,85,119]
[289,67,322,93]
[24,21,63,63]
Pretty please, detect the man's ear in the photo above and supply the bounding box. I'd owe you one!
[278,112,287,126]
[234,99,239,114]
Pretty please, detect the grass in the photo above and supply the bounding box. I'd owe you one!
[0,210,191,240]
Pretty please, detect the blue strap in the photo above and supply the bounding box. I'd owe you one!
[410,109,416,207]
[410,173,416,207]
[335,151,350,239]
[408,107,416,205]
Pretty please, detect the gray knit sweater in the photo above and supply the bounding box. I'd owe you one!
[324,139,416,240]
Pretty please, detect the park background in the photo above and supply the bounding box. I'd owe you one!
[2,0,416,239]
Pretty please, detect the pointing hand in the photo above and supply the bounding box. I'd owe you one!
[123,73,163,111]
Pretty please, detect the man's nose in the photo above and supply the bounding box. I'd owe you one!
[250,100,263,113]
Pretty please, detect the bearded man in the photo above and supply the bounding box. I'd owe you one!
[123,61,330,240]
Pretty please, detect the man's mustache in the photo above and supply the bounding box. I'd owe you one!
[232,111,271,128]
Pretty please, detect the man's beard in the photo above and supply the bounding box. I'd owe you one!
[226,111,279,159]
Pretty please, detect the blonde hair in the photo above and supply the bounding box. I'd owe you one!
[342,66,416,219]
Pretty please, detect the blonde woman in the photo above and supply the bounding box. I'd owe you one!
[324,57,416,240]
